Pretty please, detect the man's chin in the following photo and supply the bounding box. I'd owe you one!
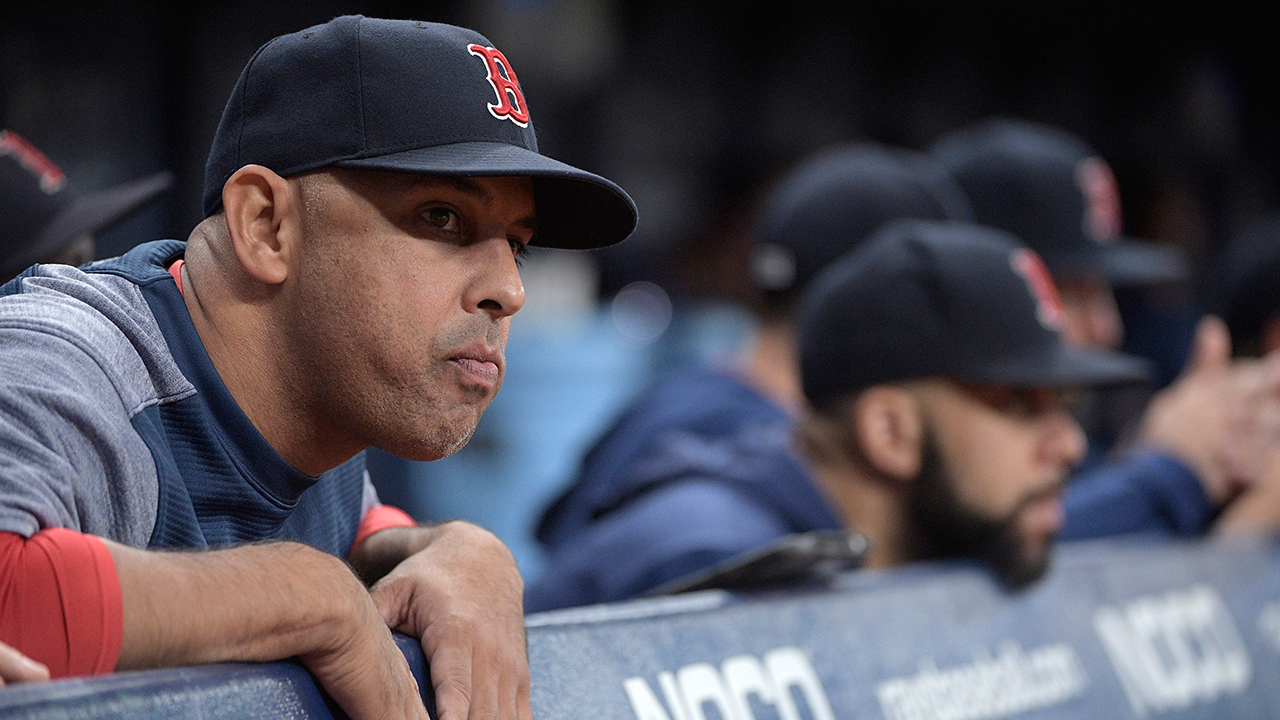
[991,536,1055,591]
[379,414,480,462]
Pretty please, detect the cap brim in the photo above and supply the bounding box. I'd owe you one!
[22,171,174,273]
[335,142,637,250]
[1044,237,1187,287]
[958,343,1153,389]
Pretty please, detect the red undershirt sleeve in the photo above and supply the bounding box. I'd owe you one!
[0,529,123,678]
[168,258,184,293]
[353,504,418,551]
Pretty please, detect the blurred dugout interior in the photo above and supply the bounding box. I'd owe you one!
[5,0,1278,575]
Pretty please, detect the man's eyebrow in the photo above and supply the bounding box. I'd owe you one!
[429,175,487,196]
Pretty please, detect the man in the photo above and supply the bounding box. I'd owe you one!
[928,116,1187,357]
[0,15,636,720]
[0,129,172,283]
[1197,212,1280,535]
[524,141,977,612]
[929,117,1275,540]
[792,219,1148,586]
[531,217,1147,606]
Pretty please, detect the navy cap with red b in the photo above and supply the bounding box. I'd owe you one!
[929,117,1185,286]
[203,15,636,250]
[797,219,1152,411]
[748,141,973,303]
[1,130,172,281]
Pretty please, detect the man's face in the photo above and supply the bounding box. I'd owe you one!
[903,379,1087,589]
[284,168,534,462]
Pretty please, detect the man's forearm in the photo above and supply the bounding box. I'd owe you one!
[106,539,428,720]
[108,540,360,669]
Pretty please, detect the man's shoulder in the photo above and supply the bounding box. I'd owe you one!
[581,363,785,472]
[636,364,778,419]
[534,364,788,542]
[538,412,832,552]
[79,239,186,285]
[1,239,185,318]
[0,240,195,409]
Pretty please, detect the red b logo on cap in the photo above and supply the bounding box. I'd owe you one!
[0,130,65,194]
[1076,156,1122,243]
[1010,248,1065,331]
[468,44,530,128]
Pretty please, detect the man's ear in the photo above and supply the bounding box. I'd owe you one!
[220,164,303,286]
[850,386,923,482]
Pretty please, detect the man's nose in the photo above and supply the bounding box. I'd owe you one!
[1044,408,1088,467]
[468,238,526,320]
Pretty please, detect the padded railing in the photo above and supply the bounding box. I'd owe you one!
[3,536,1279,719]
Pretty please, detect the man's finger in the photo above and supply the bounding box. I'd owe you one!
[0,642,49,685]
[369,575,410,630]
[518,669,533,720]
[1257,345,1280,395]
[1185,314,1232,376]
[510,644,533,720]
[426,634,475,720]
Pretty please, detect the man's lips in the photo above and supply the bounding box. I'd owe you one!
[1023,492,1064,529]
[1020,484,1065,532]
[448,345,503,387]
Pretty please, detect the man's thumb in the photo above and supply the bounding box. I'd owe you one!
[1185,314,1232,375]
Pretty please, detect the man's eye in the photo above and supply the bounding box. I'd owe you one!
[1006,389,1065,419]
[1005,393,1036,417]
[977,386,1035,417]
[424,208,458,231]
[510,239,530,266]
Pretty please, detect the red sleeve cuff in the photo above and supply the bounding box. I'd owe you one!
[0,529,123,678]
[352,505,417,551]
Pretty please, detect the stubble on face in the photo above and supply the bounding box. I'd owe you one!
[902,429,1061,590]
[282,171,512,465]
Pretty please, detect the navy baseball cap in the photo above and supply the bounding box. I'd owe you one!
[929,117,1185,286]
[1,130,172,280]
[204,15,637,250]
[749,141,973,302]
[797,219,1152,410]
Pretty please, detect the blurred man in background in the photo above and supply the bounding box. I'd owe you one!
[929,117,1280,541]
[0,129,172,284]
[1198,212,1280,536]
[526,142,974,611]
[1207,211,1280,359]
[793,219,1149,587]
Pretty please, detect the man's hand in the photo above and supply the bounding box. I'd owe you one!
[1215,350,1280,535]
[109,540,428,720]
[1135,315,1243,505]
[1219,350,1280,488]
[0,639,49,687]
[1138,316,1280,528]
[359,521,531,720]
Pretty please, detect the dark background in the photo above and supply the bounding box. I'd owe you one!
[4,0,1278,307]
[6,0,1279,573]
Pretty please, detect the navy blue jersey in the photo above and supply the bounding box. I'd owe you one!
[0,241,369,556]
[527,364,1217,613]
[527,366,841,612]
